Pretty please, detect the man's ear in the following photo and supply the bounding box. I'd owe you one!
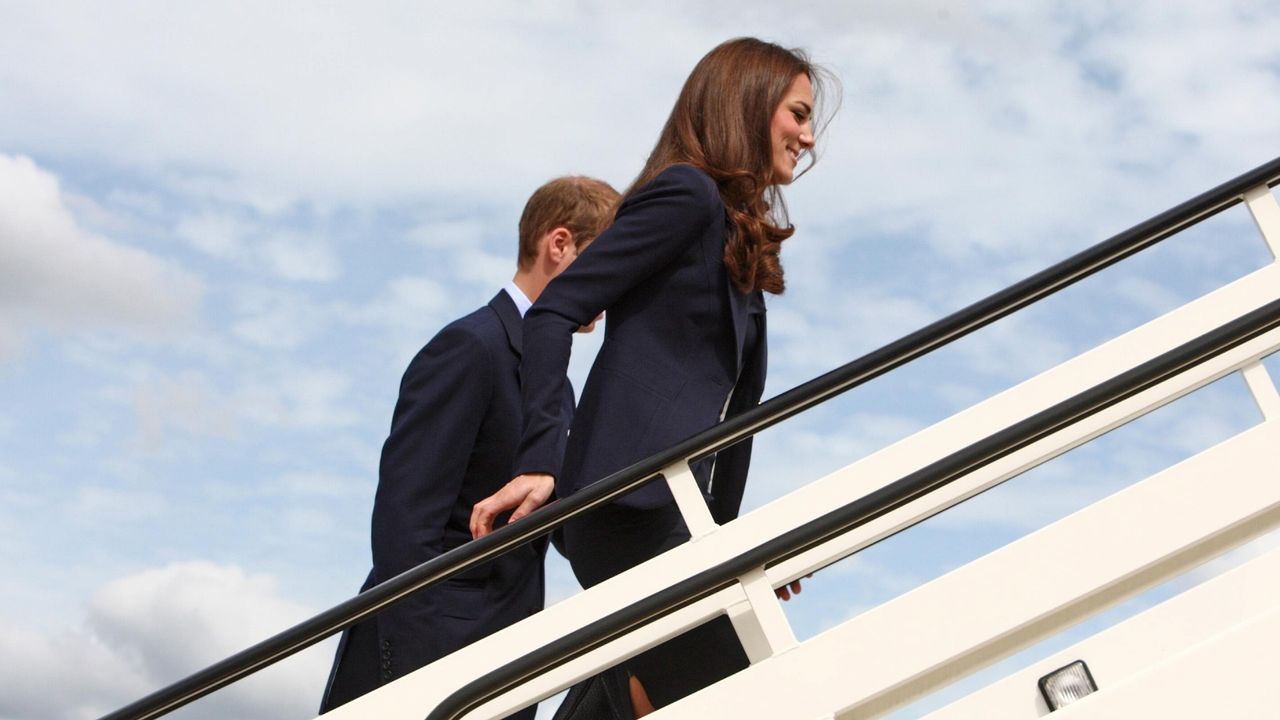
[544,227,574,263]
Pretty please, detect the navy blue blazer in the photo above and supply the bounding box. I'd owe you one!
[322,291,564,715]
[515,164,767,524]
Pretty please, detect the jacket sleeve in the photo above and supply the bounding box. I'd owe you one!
[370,324,492,577]
[514,164,723,478]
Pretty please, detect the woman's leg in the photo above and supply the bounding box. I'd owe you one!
[628,675,655,716]
[562,502,749,710]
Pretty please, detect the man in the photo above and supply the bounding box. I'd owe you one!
[321,176,619,715]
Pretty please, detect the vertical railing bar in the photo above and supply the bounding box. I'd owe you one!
[728,567,799,663]
[1241,361,1280,421]
[1244,184,1280,260]
[663,461,719,539]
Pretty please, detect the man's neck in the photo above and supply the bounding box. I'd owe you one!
[510,271,548,304]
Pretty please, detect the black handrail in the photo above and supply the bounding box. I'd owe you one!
[99,156,1280,720]
[428,297,1280,720]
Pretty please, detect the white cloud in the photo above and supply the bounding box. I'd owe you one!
[408,219,490,250]
[261,231,340,283]
[0,561,331,720]
[929,458,1111,532]
[177,211,339,283]
[272,471,371,500]
[105,355,367,441]
[0,323,27,360]
[745,410,926,510]
[0,4,681,207]
[765,282,938,390]
[0,616,149,720]
[407,217,513,288]
[786,552,929,639]
[131,368,237,451]
[0,154,203,345]
[231,287,328,350]
[280,506,340,536]
[953,312,1077,383]
[237,365,362,430]
[1112,275,1187,318]
[103,358,366,453]
[2,3,1274,241]
[782,1,1280,270]
[175,210,249,260]
[336,275,455,369]
[71,485,169,524]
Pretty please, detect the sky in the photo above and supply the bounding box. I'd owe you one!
[2,1,1279,718]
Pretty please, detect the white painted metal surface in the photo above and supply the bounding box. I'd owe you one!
[318,188,1280,720]
[923,542,1280,719]
[1050,607,1280,718]
[1242,361,1280,420]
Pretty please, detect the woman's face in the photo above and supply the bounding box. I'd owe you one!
[769,73,815,185]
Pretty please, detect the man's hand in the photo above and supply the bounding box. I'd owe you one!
[471,473,555,539]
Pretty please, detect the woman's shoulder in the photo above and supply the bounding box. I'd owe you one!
[630,163,723,218]
[652,162,718,196]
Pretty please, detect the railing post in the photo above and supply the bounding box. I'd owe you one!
[1244,184,1280,259]
[663,461,718,539]
[727,567,798,663]
[1242,362,1280,420]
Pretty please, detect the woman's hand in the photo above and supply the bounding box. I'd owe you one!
[470,473,555,539]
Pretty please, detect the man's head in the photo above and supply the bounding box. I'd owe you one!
[516,176,619,276]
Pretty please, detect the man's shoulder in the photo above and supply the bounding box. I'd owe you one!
[411,304,505,367]
[440,302,506,348]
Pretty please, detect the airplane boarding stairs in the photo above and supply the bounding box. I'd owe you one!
[99,157,1280,720]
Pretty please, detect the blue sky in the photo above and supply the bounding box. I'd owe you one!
[2,2,1279,718]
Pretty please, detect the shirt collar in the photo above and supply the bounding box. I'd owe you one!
[504,281,533,318]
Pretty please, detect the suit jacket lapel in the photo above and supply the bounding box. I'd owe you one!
[489,290,522,359]
[725,274,749,373]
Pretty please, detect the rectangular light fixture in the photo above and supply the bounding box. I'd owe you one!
[1038,660,1098,711]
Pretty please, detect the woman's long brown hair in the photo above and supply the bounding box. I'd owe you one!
[626,37,835,294]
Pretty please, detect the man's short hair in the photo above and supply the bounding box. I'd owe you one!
[517,176,620,270]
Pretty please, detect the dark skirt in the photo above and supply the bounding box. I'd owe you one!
[561,501,749,709]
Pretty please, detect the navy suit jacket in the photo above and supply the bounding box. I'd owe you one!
[322,291,565,715]
[515,164,767,524]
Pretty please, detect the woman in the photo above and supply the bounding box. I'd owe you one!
[472,37,834,714]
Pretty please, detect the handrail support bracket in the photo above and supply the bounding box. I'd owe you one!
[727,567,799,664]
[663,461,718,539]
[1244,184,1280,260]
[1242,361,1280,421]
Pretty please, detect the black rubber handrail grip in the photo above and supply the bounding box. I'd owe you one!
[99,156,1280,720]
[427,296,1280,720]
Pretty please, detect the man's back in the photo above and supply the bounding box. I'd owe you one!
[322,292,544,712]
[319,175,618,715]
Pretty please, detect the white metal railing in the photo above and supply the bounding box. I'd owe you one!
[104,160,1280,720]
[321,185,1280,719]
[651,397,1280,718]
